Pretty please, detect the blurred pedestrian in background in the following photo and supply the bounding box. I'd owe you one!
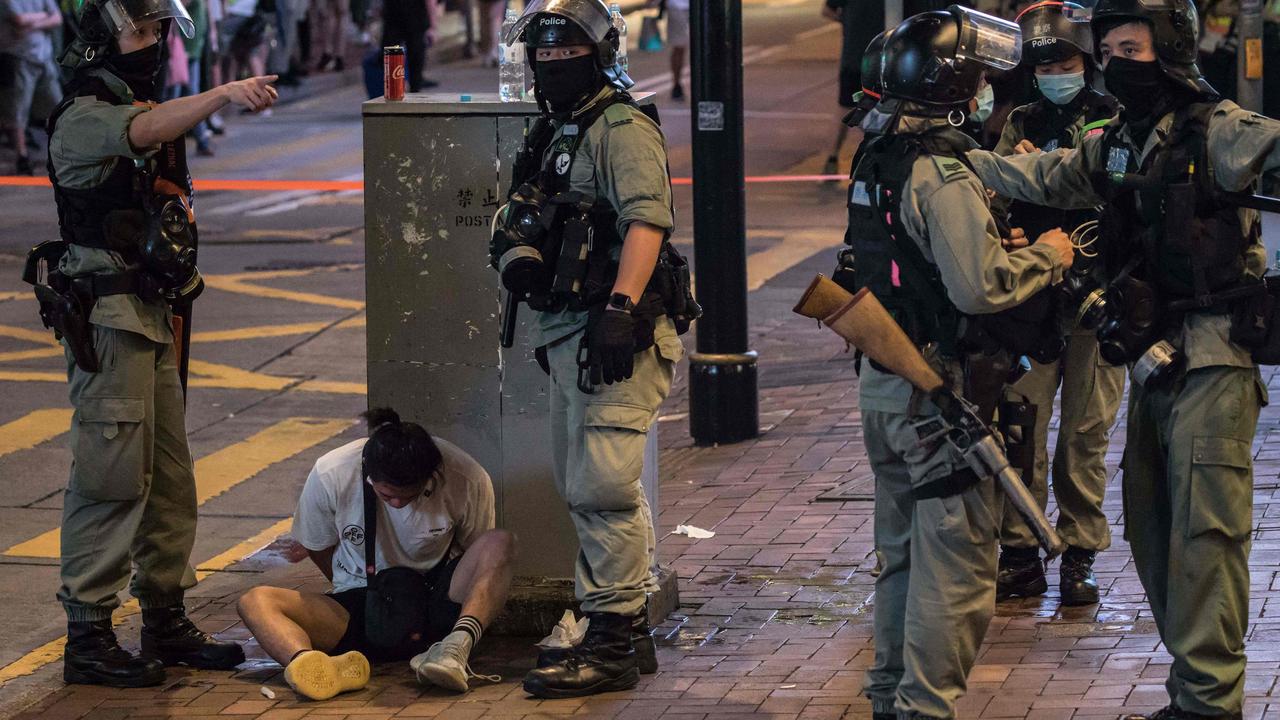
[0,0,62,174]
[165,0,216,155]
[820,0,882,174]
[313,0,348,70]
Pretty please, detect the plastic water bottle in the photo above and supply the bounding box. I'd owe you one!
[499,8,525,102]
[610,3,629,76]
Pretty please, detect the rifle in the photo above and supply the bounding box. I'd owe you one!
[794,274,1067,559]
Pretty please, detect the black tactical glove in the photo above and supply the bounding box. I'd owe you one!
[589,309,638,385]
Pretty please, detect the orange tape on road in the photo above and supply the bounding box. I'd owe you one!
[0,174,845,191]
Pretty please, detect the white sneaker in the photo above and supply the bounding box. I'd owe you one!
[410,631,499,693]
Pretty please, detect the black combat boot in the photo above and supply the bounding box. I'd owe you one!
[64,620,166,687]
[1122,704,1243,720]
[996,545,1047,600]
[536,613,658,674]
[140,606,245,669]
[1059,546,1100,606]
[524,612,639,698]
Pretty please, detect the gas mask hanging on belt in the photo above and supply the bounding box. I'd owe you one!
[142,194,204,303]
[491,182,556,300]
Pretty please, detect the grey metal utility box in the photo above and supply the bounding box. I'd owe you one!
[362,94,666,612]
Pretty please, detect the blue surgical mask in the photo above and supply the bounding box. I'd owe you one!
[973,84,995,123]
[1036,71,1087,105]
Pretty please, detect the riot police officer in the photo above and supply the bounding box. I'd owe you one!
[965,0,1280,715]
[846,7,1075,718]
[492,0,696,699]
[990,0,1125,607]
[31,0,277,687]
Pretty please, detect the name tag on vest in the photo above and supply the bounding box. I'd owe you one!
[849,180,871,207]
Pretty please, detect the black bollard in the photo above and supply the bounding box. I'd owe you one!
[688,0,759,445]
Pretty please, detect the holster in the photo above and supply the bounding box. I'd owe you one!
[1229,275,1280,365]
[996,398,1037,479]
[648,242,701,335]
[962,350,1013,426]
[23,241,99,373]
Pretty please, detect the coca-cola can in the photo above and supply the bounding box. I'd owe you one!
[384,45,406,101]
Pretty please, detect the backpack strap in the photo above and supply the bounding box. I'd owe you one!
[362,479,378,580]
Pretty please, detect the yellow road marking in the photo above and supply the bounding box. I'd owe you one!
[295,379,366,394]
[0,368,366,394]
[0,518,293,684]
[0,325,58,346]
[0,319,368,357]
[0,409,73,459]
[335,315,366,330]
[0,371,64,383]
[192,418,351,504]
[0,347,61,363]
[205,264,363,283]
[203,276,365,310]
[4,417,350,558]
[0,291,26,303]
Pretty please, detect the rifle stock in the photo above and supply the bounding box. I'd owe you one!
[794,274,1066,559]
[794,275,944,394]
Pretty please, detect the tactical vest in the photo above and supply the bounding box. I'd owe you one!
[1008,90,1116,242]
[512,91,672,314]
[47,71,194,255]
[1092,101,1255,304]
[847,128,971,356]
[848,125,1063,362]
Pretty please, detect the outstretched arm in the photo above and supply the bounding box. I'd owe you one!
[965,134,1104,209]
[127,75,279,149]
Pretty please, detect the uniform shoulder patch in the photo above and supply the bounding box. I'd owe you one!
[603,103,637,128]
[931,155,969,183]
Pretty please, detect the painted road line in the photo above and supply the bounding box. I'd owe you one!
[208,172,364,218]
[0,368,366,394]
[0,517,293,684]
[202,267,366,311]
[191,321,334,343]
[746,229,845,292]
[3,417,350,558]
[0,409,73,460]
[0,325,59,346]
[0,291,26,303]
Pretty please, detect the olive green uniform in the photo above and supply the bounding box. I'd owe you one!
[861,117,1066,719]
[49,68,198,622]
[530,89,681,618]
[967,100,1280,716]
[991,103,1126,553]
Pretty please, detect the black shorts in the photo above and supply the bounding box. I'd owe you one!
[328,555,463,662]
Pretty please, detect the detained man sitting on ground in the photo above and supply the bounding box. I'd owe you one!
[237,408,515,700]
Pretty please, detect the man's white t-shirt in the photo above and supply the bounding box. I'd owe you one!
[292,437,495,593]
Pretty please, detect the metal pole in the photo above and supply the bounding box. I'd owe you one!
[688,0,759,445]
[1238,0,1264,112]
[885,0,902,31]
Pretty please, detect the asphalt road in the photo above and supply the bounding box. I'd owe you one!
[0,0,856,711]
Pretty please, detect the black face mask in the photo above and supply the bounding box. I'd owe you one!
[108,42,163,101]
[1103,57,1166,122]
[535,55,603,113]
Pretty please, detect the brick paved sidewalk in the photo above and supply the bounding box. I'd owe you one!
[13,259,1280,720]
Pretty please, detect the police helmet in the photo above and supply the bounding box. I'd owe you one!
[880,5,1022,107]
[1072,0,1213,95]
[860,30,888,98]
[1016,1,1093,66]
[506,0,632,89]
[64,0,193,68]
